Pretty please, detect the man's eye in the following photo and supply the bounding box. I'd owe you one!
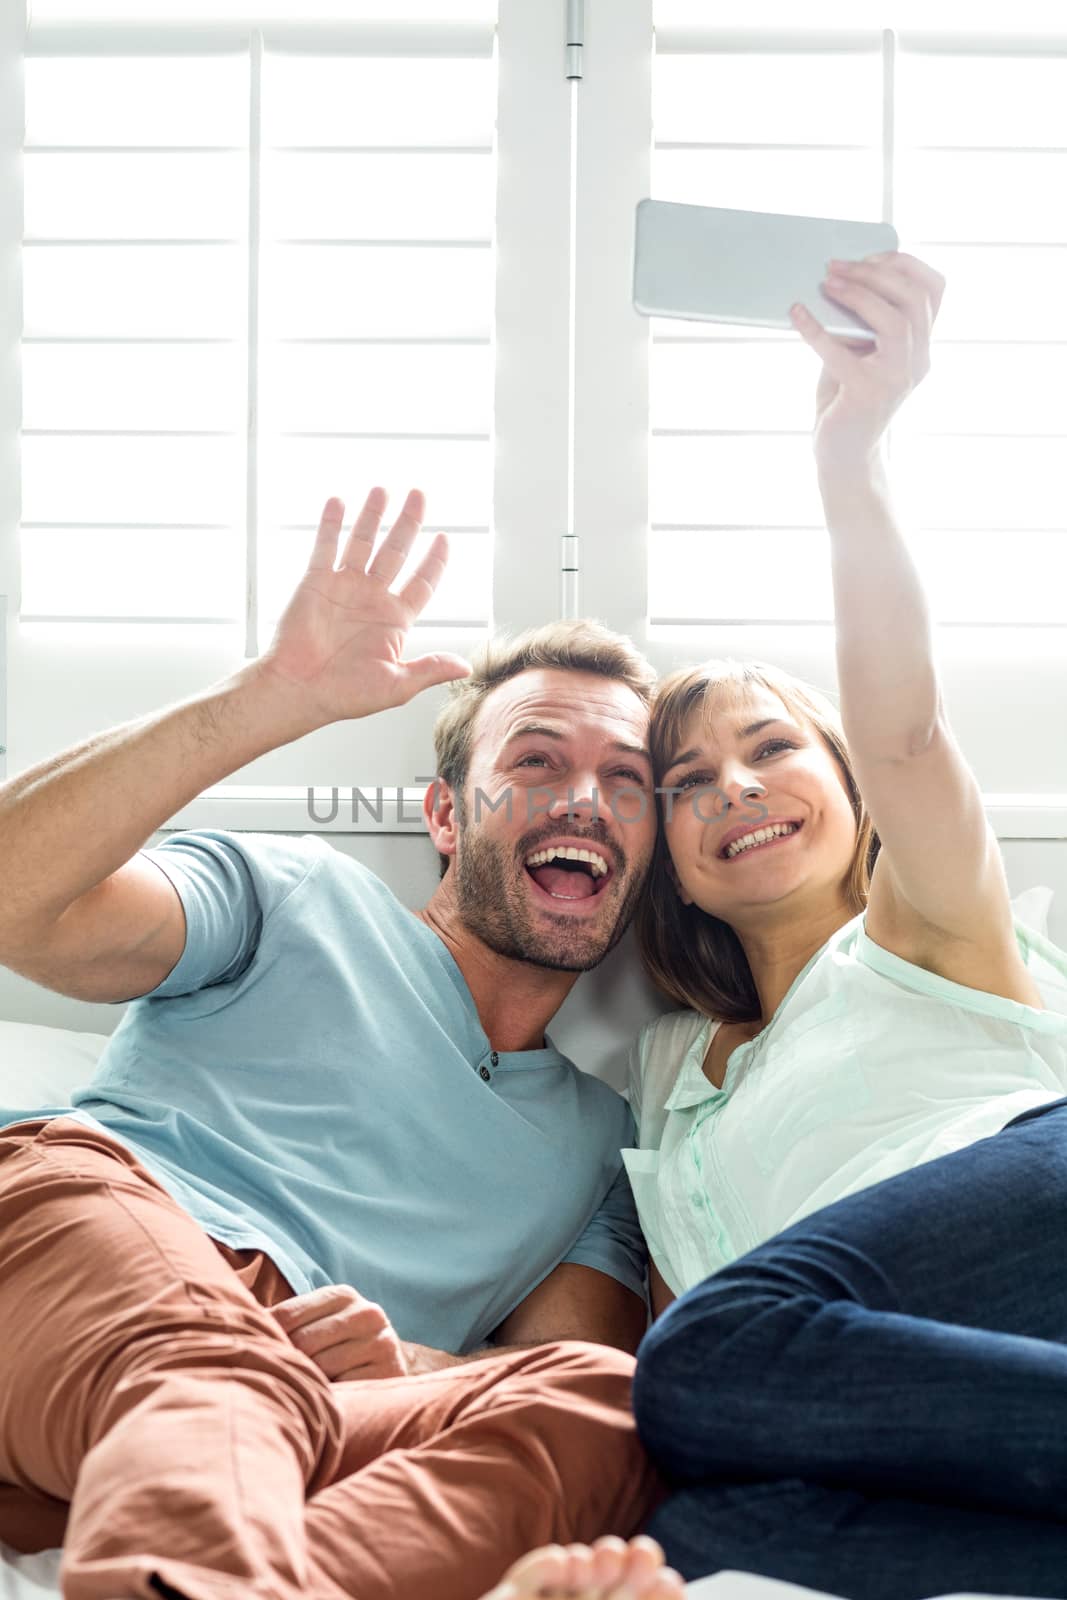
[515,753,548,767]
[613,768,647,784]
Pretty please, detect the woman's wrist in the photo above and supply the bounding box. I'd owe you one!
[817,448,892,523]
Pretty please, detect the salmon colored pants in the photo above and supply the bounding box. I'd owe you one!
[0,1117,662,1600]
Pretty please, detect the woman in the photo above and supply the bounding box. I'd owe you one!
[624,253,1067,1600]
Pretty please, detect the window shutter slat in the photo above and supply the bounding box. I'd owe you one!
[21,32,496,632]
[649,19,1067,627]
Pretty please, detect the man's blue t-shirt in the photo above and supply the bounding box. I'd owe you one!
[1,830,645,1353]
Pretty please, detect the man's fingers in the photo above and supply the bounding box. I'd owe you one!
[306,497,346,572]
[395,530,449,616]
[287,1304,390,1357]
[271,1283,361,1320]
[392,653,473,708]
[336,484,390,572]
[311,1337,383,1380]
[305,485,444,597]
[314,1331,406,1382]
[362,487,424,587]
[270,1284,367,1333]
[270,1283,407,1381]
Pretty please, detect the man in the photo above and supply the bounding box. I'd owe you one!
[0,486,664,1600]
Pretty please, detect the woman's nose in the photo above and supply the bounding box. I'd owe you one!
[718,771,764,811]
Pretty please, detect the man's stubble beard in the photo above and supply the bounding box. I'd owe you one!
[452,817,649,973]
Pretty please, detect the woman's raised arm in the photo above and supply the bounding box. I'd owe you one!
[791,256,1019,957]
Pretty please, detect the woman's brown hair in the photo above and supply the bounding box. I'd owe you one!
[635,657,881,1024]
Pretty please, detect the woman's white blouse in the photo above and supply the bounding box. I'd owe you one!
[622,907,1067,1298]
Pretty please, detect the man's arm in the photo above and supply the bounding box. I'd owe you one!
[419,1148,651,1367]
[491,1261,647,1353]
[399,1264,647,1374]
[271,1269,647,1382]
[272,1262,649,1383]
[0,488,468,1004]
[398,1260,643,1376]
[0,667,311,1003]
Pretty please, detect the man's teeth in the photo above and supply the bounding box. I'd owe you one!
[723,822,800,859]
[524,845,609,877]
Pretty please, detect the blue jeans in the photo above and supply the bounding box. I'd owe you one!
[633,1097,1067,1600]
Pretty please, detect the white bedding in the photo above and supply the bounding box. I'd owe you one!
[0,1544,1044,1600]
[0,1546,844,1600]
[0,1547,60,1600]
[0,884,1056,1600]
[0,1545,831,1600]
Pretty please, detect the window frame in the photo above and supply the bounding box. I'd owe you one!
[575,13,1067,802]
[2,3,1065,817]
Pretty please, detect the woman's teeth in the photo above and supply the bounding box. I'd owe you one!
[723,822,801,859]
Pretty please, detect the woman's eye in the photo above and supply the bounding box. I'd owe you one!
[672,742,793,790]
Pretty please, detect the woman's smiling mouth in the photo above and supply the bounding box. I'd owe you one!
[719,820,803,861]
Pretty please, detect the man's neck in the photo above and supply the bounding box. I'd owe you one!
[412,900,579,1054]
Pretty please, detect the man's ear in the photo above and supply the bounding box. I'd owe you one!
[667,857,693,907]
[423,776,459,863]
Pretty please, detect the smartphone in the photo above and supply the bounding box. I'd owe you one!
[632,198,900,341]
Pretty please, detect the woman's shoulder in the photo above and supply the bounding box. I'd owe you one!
[637,1006,714,1062]
[630,1008,716,1145]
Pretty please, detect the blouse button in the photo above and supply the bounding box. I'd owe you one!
[479,1065,491,1081]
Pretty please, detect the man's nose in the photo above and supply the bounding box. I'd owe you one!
[547,778,598,819]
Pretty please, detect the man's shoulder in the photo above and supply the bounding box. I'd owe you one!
[149,828,395,914]
[557,1056,634,1136]
[153,826,328,865]
[156,827,387,879]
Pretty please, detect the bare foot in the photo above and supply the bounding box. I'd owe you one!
[482,1534,685,1599]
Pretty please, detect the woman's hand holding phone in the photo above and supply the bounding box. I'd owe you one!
[790,251,946,482]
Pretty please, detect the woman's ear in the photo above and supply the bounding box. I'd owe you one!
[667,857,693,907]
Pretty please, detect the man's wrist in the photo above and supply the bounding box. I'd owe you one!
[400,1337,550,1373]
[227,658,334,743]
[401,1339,465,1374]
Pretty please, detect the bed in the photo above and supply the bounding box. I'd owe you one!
[0,883,1057,1600]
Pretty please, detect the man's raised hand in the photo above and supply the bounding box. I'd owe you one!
[257,486,472,729]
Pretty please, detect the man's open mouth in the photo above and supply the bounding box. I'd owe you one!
[523,844,613,906]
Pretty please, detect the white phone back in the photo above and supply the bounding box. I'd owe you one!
[633,198,900,341]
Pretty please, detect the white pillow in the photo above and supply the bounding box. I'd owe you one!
[0,1021,109,1111]
[1011,883,1052,940]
